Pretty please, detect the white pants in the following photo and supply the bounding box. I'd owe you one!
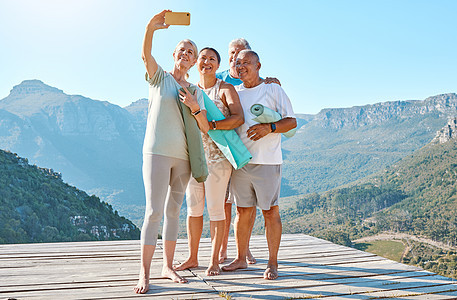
[186,159,232,221]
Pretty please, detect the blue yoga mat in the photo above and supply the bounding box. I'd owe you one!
[250,104,296,138]
[202,92,252,169]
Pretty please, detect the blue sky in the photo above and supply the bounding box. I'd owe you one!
[1,0,456,114]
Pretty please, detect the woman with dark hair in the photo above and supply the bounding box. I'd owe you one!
[175,47,244,276]
[134,10,209,293]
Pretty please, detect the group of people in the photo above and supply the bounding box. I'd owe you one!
[134,10,297,294]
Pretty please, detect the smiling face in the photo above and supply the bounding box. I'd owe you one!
[197,48,220,75]
[235,50,261,83]
[229,44,248,73]
[173,41,197,70]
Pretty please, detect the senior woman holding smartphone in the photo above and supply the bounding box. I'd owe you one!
[174,47,244,276]
[134,10,209,294]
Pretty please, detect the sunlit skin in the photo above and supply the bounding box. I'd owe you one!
[221,43,258,265]
[228,44,247,79]
[222,50,296,280]
[236,51,271,141]
[198,49,219,76]
[228,43,281,86]
[135,9,209,294]
[173,42,210,128]
[174,48,244,276]
[235,52,262,88]
[235,51,296,141]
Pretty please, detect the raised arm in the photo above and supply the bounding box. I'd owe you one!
[142,10,170,78]
[210,82,244,130]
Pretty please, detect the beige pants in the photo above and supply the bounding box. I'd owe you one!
[186,159,232,221]
[141,154,190,245]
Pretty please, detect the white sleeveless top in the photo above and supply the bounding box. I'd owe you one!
[199,79,230,165]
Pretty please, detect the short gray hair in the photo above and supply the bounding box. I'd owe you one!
[228,38,251,50]
[238,49,260,64]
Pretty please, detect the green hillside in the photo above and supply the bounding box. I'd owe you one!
[368,139,457,243]
[276,132,457,278]
[0,149,140,244]
[280,133,457,243]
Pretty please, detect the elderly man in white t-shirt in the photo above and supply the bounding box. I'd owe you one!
[222,50,297,280]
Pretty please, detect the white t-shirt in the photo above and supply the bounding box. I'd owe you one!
[235,82,295,165]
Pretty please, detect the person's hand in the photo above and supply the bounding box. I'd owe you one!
[247,123,271,141]
[264,77,281,86]
[147,10,171,31]
[179,87,200,113]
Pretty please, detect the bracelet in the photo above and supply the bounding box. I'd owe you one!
[191,109,201,116]
[211,120,217,130]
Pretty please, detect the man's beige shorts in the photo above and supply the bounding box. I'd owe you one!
[230,164,281,211]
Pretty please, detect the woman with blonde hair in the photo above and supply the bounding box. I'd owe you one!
[134,10,209,293]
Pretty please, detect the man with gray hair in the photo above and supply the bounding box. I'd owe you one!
[216,38,280,265]
[217,38,256,265]
[222,49,296,280]
[216,38,251,86]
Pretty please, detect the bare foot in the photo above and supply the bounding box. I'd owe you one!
[222,258,248,271]
[246,249,256,264]
[174,258,198,271]
[206,264,221,276]
[162,267,188,283]
[219,249,227,263]
[264,265,278,280]
[134,275,149,294]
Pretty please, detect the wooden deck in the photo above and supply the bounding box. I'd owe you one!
[1,234,457,299]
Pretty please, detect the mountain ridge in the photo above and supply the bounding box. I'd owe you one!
[0,80,144,219]
[1,79,456,225]
[311,93,457,130]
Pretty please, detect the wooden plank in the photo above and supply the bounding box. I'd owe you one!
[226,278,456,299]
[1,234,456,300]
[2,281,220,300]
[0,251,417,285]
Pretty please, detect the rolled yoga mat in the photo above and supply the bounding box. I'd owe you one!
[177,86,208,182]
[250,104,296,138]
[203,92,252,169]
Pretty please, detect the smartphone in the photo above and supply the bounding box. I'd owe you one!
[165,12,190,26]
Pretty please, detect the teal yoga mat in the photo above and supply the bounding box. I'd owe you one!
[203,92,252,169]
[250,104,296,138]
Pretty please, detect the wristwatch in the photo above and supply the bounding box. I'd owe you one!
[270,123,276,133]
[191,109,201,116]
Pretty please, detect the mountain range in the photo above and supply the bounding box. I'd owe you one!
[1,80,456,224]
[0,80,145,221]
[281,93,457,196]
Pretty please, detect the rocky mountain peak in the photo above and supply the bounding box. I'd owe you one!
[7,80,64,98]
[433,117,457,144]
[124,98,148,122]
